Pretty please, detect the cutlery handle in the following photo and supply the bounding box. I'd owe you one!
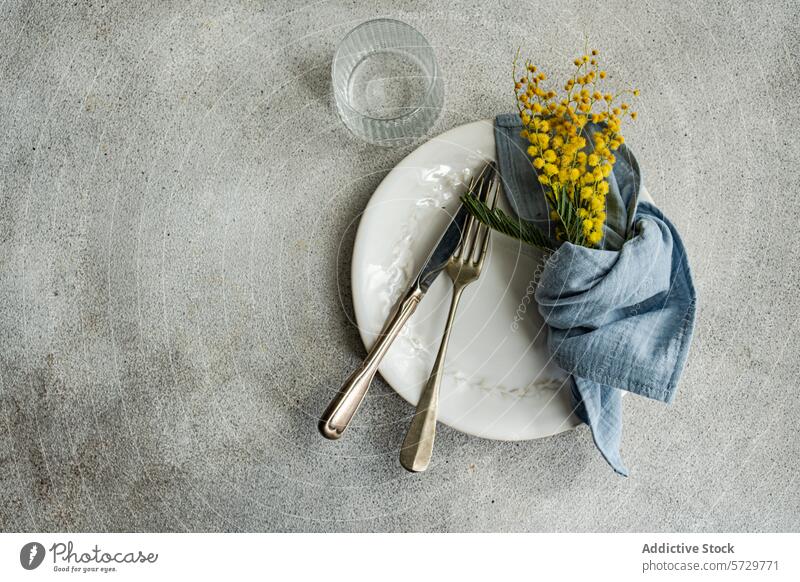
[319,287,424,440]
[400,284,465,472]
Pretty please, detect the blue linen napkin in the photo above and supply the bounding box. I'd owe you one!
[494,113,697,475]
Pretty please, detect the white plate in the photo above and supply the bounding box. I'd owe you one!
[351,120,650,440]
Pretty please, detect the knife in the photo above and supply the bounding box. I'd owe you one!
[318,175,481,440]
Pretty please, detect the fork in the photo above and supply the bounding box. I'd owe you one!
[399,165,498,472]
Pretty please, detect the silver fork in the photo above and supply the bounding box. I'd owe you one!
[399,166,498,473]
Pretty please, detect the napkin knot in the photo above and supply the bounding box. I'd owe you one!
[494,114,697,475]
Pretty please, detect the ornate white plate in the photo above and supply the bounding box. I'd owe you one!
[351,119,650,440]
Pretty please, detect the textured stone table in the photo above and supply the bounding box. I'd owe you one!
[1,0,798,532]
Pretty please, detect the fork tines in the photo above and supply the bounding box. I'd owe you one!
[457,164,499,265]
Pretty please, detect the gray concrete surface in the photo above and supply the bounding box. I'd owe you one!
[1,0,798,532]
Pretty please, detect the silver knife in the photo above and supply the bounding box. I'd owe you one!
[319,192,474,440]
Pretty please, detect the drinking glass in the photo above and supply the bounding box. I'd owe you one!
[332,19,443,146]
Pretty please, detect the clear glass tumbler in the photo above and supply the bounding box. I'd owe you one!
[332,19,443,146]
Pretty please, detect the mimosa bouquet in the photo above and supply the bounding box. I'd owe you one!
[464,49,639,250]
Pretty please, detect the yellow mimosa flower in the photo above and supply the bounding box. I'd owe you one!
[537,133,549,148]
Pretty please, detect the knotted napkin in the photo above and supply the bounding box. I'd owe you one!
[494,113,697,475]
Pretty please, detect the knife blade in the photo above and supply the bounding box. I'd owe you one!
[318,167,490,440]
[414,204,470,293]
